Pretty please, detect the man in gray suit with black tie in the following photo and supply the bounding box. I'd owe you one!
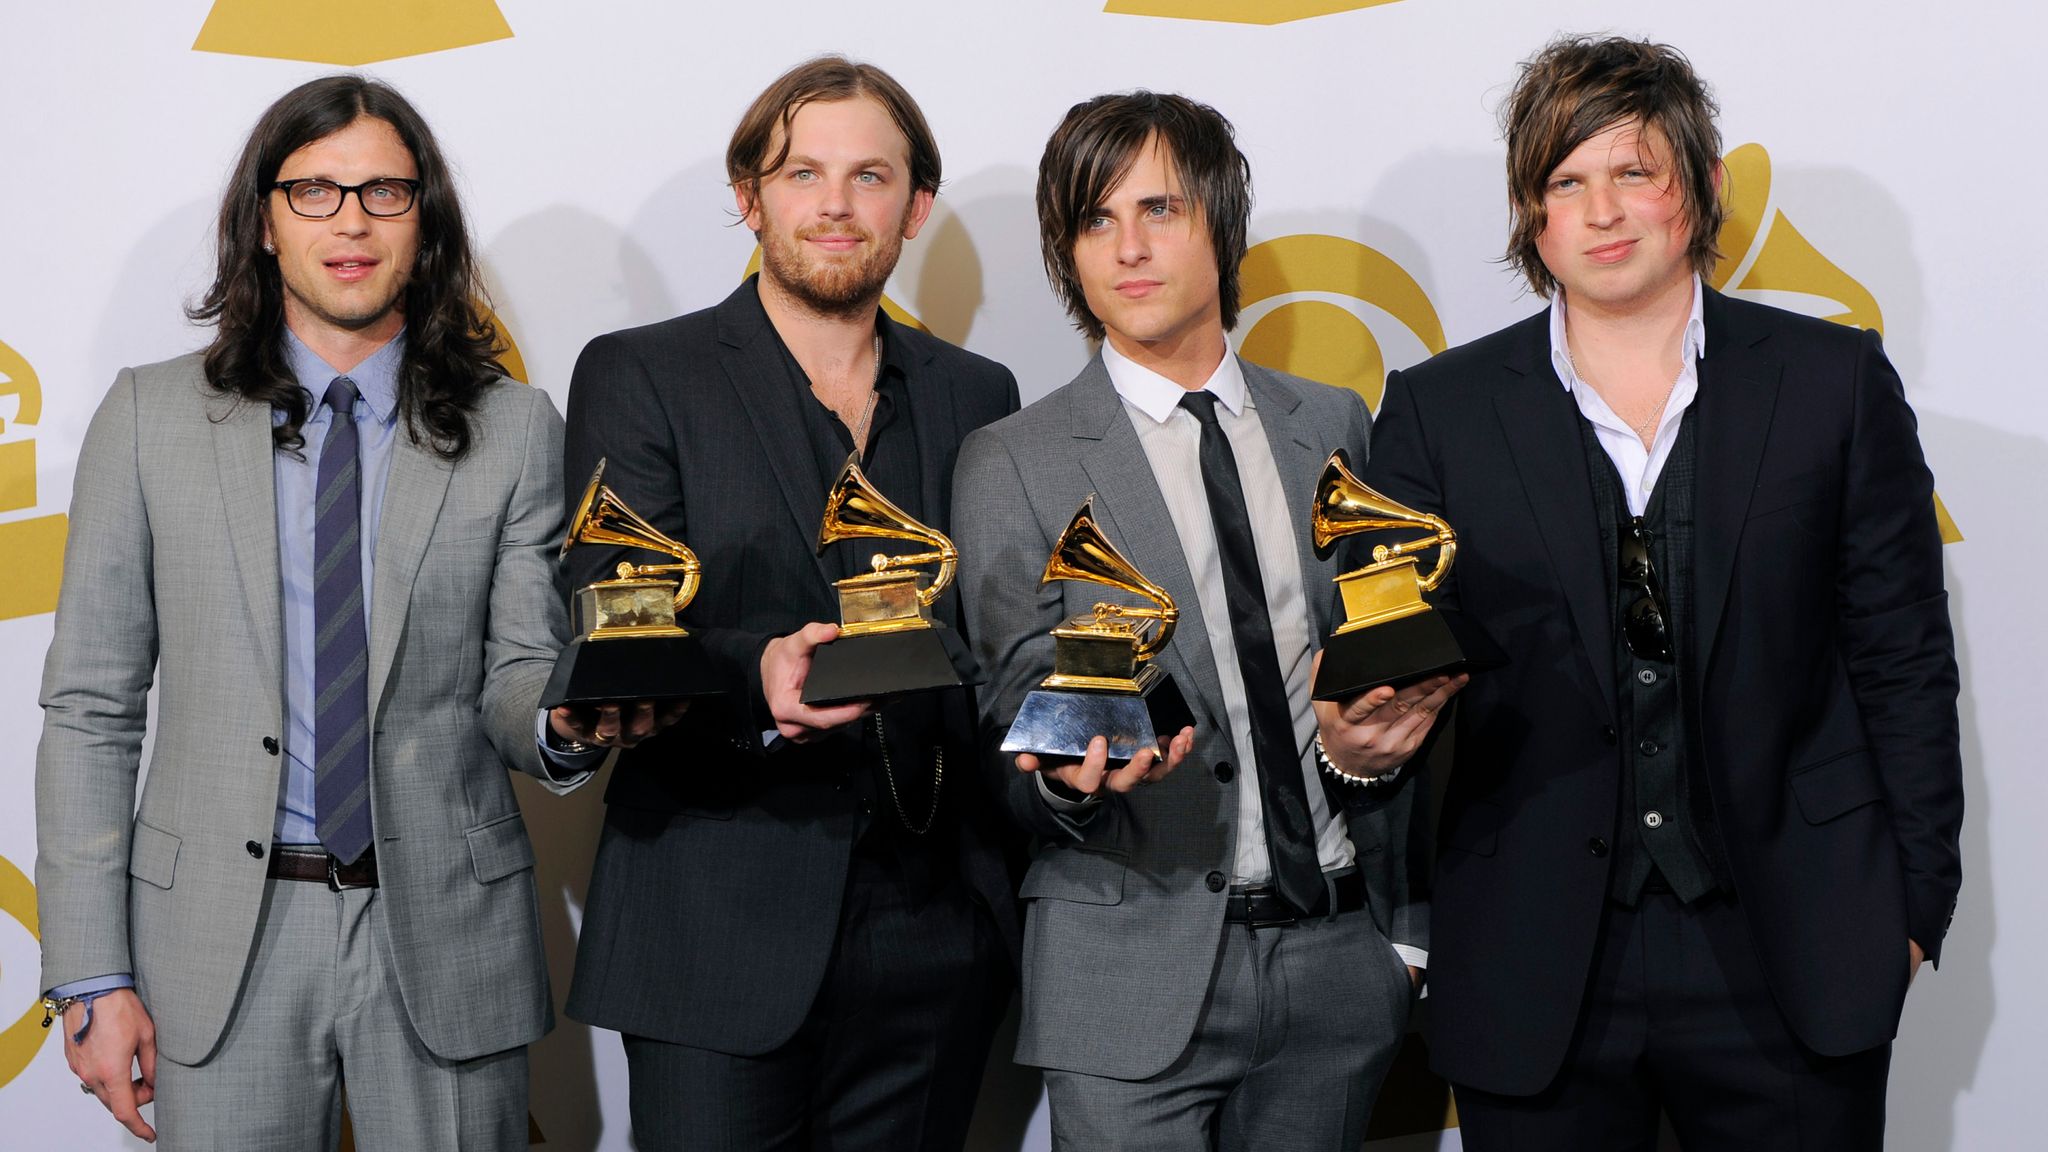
[953,92,1464,1150]
[36,76,600,1148]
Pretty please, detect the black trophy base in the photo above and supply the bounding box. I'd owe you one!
[801,624,983,707]
[540,633,724,710]
[1311,608,1507,701]
[1000,673,1196,762]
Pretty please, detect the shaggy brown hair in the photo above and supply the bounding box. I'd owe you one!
[1501,36,1726,297]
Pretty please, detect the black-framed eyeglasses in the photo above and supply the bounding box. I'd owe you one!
[1618,516,1674,663]
[272,178,421,219]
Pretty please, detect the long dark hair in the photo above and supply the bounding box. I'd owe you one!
[1036,91,1252,341]
[187,75,505,460]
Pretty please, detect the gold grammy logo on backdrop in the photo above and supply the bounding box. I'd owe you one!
[1104,0,1406,23]
[0,338,66,622]
[0,854,48,1091]
[1710,144,1961,543]
[193,0,512,65]
[1235,234,1446,411]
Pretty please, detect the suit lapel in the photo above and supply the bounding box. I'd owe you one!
[1692,290,1781,675]
[212,395,284,708]
[1491,319,1617,720]
[368,429,453,715]
[896,316,964,627]
[716,283,835,588]
[1241,362,1330,637]
[1069,359,1230,736]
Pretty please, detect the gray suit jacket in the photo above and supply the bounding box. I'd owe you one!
[36,351,572,1065]
[953,355,1430,1079]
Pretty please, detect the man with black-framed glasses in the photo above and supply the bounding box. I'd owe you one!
[37,76,596,1147]
[1361,36,1962,1150]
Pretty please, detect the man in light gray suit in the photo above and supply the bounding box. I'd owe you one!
[954,93,1465,1150]
[36,76,606,1148]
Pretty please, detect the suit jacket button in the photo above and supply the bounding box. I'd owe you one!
[1205,871,1226,892]
[1586,837,1609,858]
[1214,761,1234,783]
[246,840,265,859]
[1600,726,1618,746]
[262,736,280,755]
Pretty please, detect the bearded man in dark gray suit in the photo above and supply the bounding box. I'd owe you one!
[953,91,1461,1151]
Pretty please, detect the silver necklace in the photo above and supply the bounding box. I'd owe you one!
[1571,352,1679,441]
[847,333,884,452]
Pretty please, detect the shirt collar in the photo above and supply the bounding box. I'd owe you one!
[1548,272,1706,393]
[1101,338,1248,425]
[283,327,403,426]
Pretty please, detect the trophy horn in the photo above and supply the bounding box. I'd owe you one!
[1041,497,1178,660]
[1311,449,1456,592]
[816,453,957,605]
[564,459,703,613]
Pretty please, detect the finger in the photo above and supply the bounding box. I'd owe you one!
[1159,727,1196,770]
[1105,745,1160,793]
[139,1026,157,1095]
[106,1078,155,1142]
[1062,736,1111,795]
[1014,752,1042,775]
[594,704,622,743]
[1341,685,1397,724]
[627,700,658,741]
[790,621,841,655]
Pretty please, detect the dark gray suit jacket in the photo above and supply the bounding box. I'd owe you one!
[561,280,1022,1055]
[953,354,1429,1080]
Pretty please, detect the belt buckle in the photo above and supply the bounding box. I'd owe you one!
[326,854,367,892]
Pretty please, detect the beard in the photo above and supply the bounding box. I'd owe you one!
[757,213,908,320]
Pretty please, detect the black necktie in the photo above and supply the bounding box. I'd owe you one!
[1179,390,1323,916]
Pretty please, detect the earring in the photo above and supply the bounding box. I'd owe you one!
[262,243,275,255]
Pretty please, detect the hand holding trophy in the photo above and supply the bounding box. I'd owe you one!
[541,460,723,714]
[1308,449,1503,701]
[1001,498,1197,762]
[799,453,982,706]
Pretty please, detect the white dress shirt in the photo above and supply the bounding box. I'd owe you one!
[1549,274,1708,514]
[1099,340,1356,884]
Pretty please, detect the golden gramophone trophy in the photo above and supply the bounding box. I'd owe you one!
[800,453,982,706]
[540,461,722,708]
[999,498,1196,761]
[1310,449,1504,701]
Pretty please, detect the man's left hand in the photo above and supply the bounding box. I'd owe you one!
[1910,938,1926,982]
[1312,656,1467,780]
[550,699,689,750]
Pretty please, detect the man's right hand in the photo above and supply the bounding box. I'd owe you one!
[1017,726,1197,799]
[65,988,157,1142]
[761,622,873,743]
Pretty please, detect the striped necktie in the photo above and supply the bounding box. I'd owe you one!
[313,376,372,864]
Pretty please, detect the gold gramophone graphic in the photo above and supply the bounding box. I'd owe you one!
[800,453,982,705]
[1001,498,1197,761]
[1309,449,1501,700]
[540,460,721,708]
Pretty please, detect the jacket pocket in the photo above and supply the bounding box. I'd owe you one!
[1019,845,1128,906]
[128,819,181,890]
[1790,747,1884,824]
[465,812,537,883]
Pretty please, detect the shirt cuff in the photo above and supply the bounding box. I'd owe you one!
[1034,771,1101,812]
[1392,944,1428,970]
[47,974,134,1045]
[535,709,605,781]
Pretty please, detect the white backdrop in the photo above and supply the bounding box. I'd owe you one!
[1,2,2040,1149]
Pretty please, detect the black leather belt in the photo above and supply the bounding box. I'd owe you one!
[1224,868,1364,927]
[268,843,378,890]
